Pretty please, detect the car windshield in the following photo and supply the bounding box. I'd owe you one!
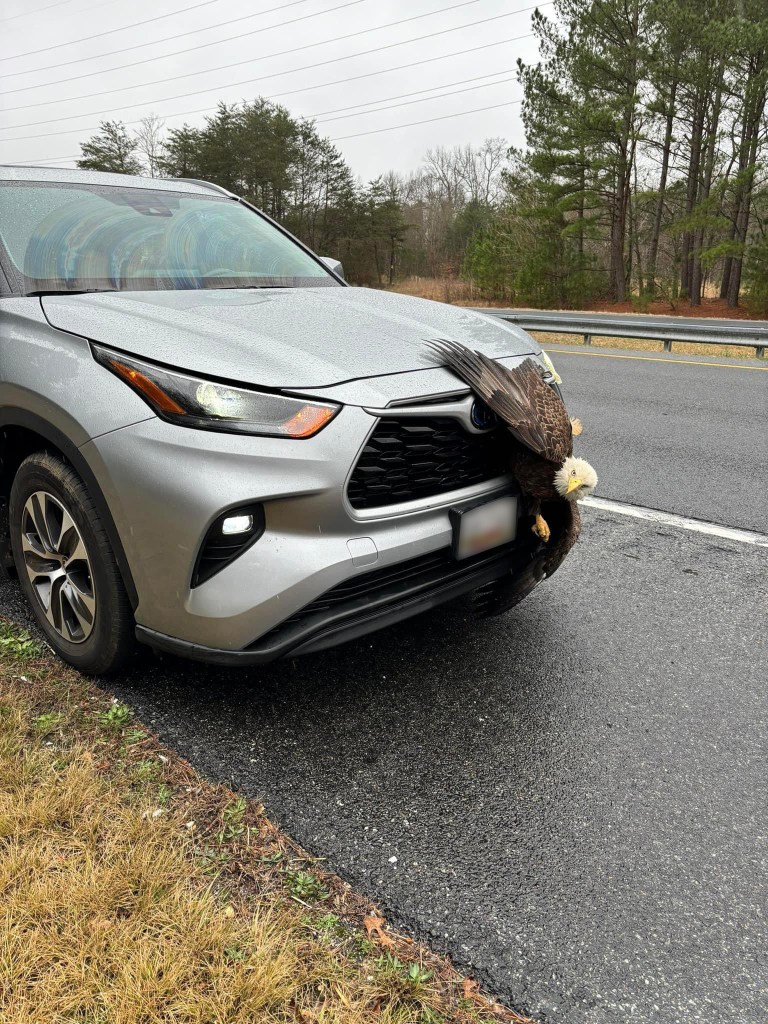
[0,180,338,294]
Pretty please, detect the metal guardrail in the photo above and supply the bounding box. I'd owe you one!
[470,308,768,359]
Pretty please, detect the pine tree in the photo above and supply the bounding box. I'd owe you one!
[76,121,143,175]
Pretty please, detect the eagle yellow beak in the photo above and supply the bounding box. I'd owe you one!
[565,477,582,495]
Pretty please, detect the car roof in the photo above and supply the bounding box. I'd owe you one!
[0,164,224,197]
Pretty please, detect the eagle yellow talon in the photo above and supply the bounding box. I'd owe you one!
[570,417,583,437]
[532,514,551,543]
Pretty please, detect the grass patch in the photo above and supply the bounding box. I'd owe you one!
[0,617,531,1023]
[0,621,43,660]
[284,868,330,903]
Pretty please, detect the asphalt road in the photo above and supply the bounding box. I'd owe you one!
[547,345,767,533]
[1,348,766,1023]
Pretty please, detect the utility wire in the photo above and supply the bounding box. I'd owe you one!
[4,33,528,116]
[309,71,515,120]
[7,41,510,117]
[4,30,536,153]
[331,99,522,141]
[1,0,491,82]
[1,0,339,85]
[317,75,518,124]
[2,0,83,23]
[14,154,82,163]
[0,1,540,126]
[2,0,264,60]
[3,64,522,141]
[3,0,370,96]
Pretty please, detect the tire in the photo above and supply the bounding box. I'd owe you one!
[9,452,135,675]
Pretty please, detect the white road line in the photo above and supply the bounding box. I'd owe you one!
[581,496,768,547]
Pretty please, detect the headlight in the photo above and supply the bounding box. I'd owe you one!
[92,345,339,438]
[538,349,562,385]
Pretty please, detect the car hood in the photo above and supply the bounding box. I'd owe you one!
[41,287,538,392]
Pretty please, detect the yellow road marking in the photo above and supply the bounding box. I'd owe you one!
[548,347,768,371]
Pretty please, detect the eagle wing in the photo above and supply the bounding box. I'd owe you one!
[428,339,573,463]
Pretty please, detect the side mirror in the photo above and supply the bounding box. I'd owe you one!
[319,256,345,281]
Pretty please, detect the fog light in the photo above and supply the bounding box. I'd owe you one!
[192,504,265,587]
[222,514,254,535]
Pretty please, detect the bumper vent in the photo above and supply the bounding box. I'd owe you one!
[279,548,456,627]
[252,541,523,650]
[348,417,508,510]
[192,504,265,587]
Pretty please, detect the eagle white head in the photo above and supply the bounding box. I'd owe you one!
[554,457,598,501]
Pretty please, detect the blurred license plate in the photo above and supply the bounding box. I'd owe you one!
[451,496,518,560]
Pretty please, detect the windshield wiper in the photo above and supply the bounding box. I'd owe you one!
[26,288,122,297]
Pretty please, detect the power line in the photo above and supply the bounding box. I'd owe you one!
[193,34,527,120]
[1,0,335,85]
[7,33,511,117]
[0,1,540,128]
[331,99,522,141]
[2,32,530,147]
[310,71,515,120]
[317,75,518,124]
[4,0,187,29]
[13,154,82,163]
[1,0,490,83]
[3,0,370,97]
[2,0,250,60]
[3,63,522,142]
[2,0,84,23]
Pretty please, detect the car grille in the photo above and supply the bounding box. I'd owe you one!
[347,417,509,509]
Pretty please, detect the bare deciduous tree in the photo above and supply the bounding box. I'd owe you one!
[134,115,166,177]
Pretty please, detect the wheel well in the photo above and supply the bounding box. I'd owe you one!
[0,426,68,500]
[0,423,138,608]
[0,427,68,579]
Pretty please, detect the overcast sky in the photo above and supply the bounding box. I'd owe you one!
[0,0,546,181]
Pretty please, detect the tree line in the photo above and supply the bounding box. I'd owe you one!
[77,0,768,311]
[468,0,768,310]
[77,105,504,290]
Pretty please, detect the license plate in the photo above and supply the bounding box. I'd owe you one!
[450,495,518,560]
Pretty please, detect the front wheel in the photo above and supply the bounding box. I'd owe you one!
[9,452,135,675]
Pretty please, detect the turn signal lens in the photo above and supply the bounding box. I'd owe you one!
[92,344,340,438]
[282,404,336,438]
[110,361,188,416]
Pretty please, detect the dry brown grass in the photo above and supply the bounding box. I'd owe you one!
[0,620,532,1024]
[387,277,488,306]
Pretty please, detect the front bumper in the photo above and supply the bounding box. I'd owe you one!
[135,536,541,665]
[81,400,538,656]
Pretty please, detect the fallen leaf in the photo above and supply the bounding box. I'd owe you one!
[363,912,395,948]
[462,978,480,1000]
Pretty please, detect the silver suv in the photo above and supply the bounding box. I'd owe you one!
[0,166,555,674]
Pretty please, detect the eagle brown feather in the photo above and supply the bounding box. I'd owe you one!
[427,340,573,464]
[427,338,590,576]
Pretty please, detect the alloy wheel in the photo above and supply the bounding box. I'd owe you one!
[20,490,96,644]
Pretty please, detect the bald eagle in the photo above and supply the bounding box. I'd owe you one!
[428,340,597,582]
